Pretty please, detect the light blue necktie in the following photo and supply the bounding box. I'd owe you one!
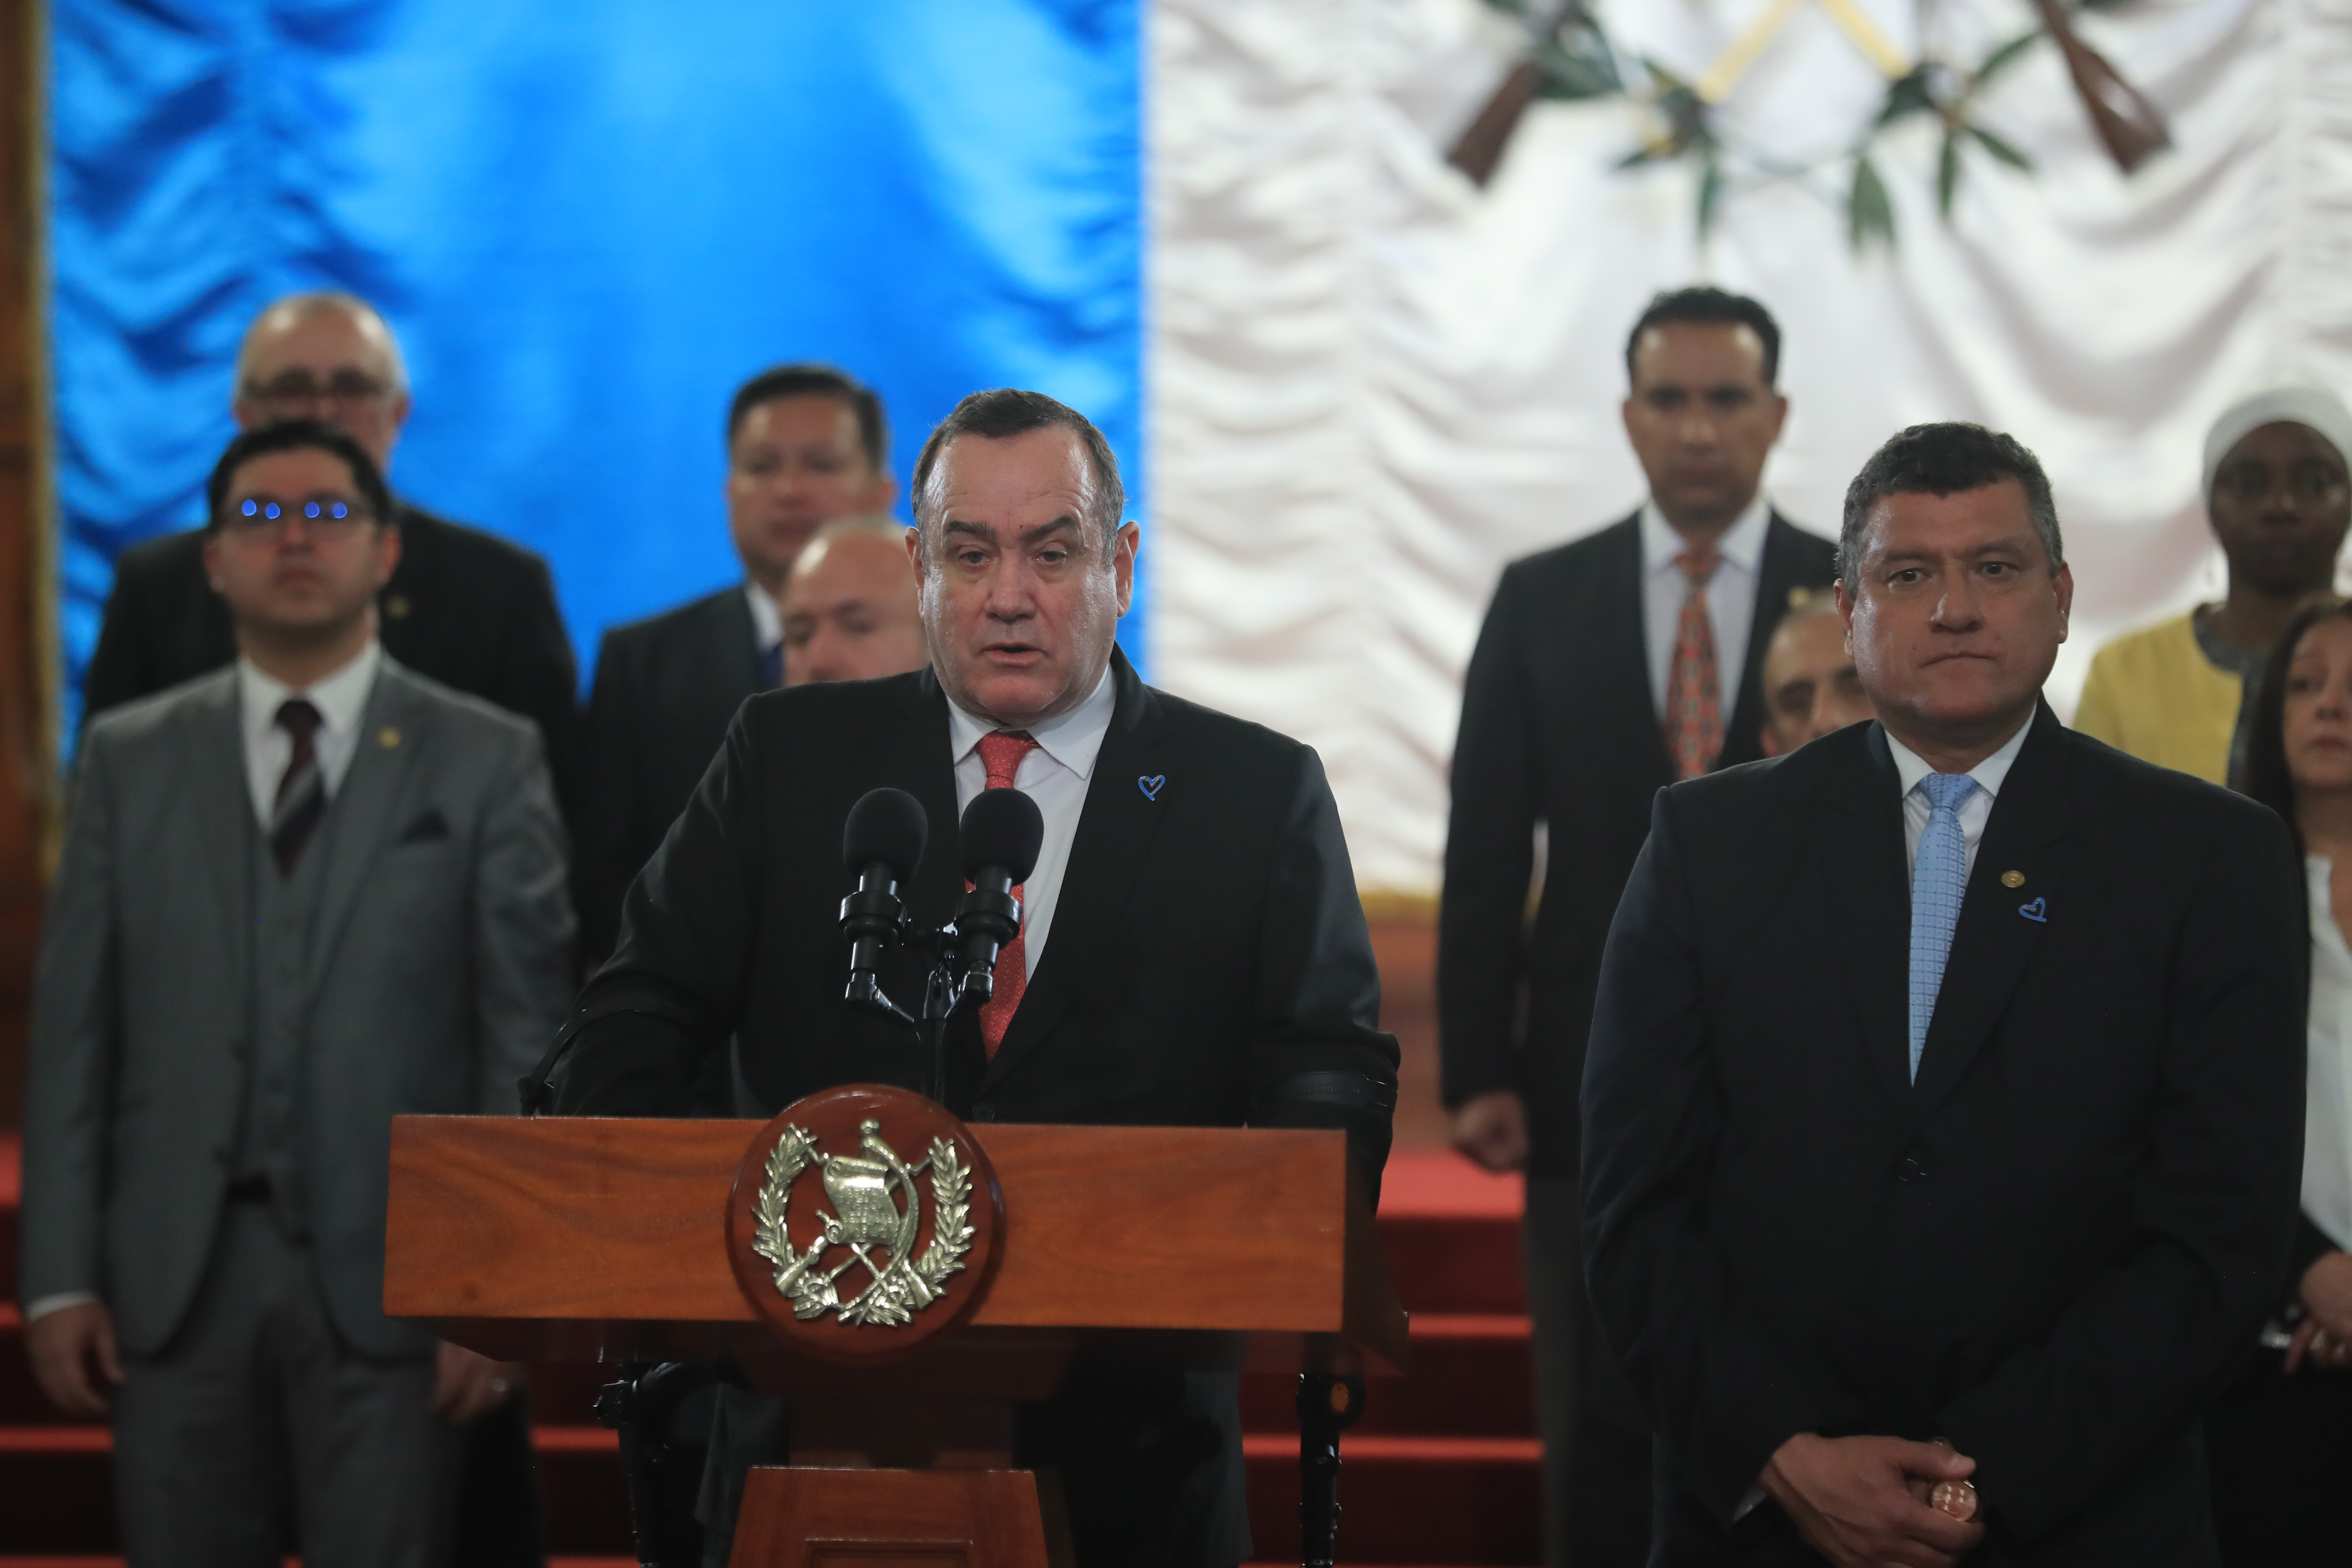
[1907,772,1978,1083]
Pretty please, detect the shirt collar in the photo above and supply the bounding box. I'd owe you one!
[744,582,783,652]
[1885,714,2033,803]
[1640,492,1773,577]
[237,639,382,742]
[946,663,1118,781]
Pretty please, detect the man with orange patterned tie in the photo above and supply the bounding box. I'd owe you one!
[541,388,1398,1568]
[1441,289,1836,1568]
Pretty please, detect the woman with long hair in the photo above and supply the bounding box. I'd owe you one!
[2213,595,2352,1562]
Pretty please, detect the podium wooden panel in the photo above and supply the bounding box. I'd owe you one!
[385,1115,1408,1565]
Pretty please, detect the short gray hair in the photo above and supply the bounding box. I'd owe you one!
[910,388,1124,548]
[1838,422,2062,585]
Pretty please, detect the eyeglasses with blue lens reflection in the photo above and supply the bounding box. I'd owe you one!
[222,493,376,538]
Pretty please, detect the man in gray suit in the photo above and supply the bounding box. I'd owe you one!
[18,419,574,1566]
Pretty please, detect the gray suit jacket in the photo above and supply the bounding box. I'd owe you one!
[20,657,574,1359]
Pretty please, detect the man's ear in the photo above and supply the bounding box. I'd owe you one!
[373,524,404,591]
[1112,521,1139,617]
[201,533,225,594]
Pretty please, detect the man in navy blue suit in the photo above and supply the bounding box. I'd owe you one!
[1583,423,2306,1566]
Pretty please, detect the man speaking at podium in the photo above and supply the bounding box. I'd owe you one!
[546,387,1400,1567]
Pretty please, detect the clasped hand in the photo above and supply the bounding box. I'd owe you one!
[1760,1432,1985,1568]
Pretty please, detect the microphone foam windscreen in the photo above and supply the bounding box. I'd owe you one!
[960,787,1045,885]
[842,787,930,882]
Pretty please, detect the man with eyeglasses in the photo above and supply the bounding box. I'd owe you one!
[82,291,580,814]
[20,419,574,1568]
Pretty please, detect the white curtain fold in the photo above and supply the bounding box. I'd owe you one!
[1149,0,2352,894]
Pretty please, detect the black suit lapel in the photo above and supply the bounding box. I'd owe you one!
[1821,723,1917,1116]
[707,586,765,699]
[1720,513,1818,765]
[1908,706,2076,1124]
[980,652,1170,1092]
[897,668,967,915]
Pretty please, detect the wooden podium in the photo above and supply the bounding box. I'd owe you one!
[384,1102,1409,1568]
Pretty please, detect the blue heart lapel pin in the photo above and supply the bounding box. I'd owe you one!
[1139,775,1165,800]
[2018,897,2047,923]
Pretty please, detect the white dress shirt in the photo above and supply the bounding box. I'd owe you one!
[2303,856,2352,1251]
[26,641,386,1325]
[1886,718,2031,879]
[945,666,1117,980]
[1640,494,1773,718]
[744,582,783,659]
[237,640,383,825]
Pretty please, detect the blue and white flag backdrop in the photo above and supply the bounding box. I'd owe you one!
[49,0,1144,724]
[49,0,2352,894]
[1151,0,2352,891]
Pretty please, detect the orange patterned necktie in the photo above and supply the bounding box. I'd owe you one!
[1664,545,1724,780]
[974,731,1040,1058]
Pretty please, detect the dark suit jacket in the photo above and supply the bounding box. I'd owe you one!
[1580,710,2307,1566]
[576,585,763,963]
[82,502,580,810]
[548,651,1399,1566]
[1439,510,1836,1175]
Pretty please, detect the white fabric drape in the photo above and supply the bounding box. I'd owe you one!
[1148,0,2352,894]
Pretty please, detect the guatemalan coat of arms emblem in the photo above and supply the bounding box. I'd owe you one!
[726,1083,1004,1360]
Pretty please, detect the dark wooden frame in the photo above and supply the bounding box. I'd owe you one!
[0,0,58,1131]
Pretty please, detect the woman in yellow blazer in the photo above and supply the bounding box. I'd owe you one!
[2076,387,2352,784]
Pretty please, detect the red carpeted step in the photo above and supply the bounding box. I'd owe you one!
[0,1428,114,1553]
[1245,1432,1541,1565]
[1240,1314,1532,1437]
[2,1134,20,1306]
[531,1429,631,1556]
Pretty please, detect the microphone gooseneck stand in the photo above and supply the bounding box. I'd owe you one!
[840,786,1034,1103]
[1298,1373,1368,1568]
[842,864,1017,1104]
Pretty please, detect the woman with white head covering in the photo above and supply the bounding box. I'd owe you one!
[2075,387,2352,784]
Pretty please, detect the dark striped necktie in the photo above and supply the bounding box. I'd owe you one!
[270,698,327,876]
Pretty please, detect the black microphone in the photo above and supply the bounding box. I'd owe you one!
[954,787,1045,997]
[840,787,929,1005]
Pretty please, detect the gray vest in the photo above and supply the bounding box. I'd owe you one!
[232,795,339,1241]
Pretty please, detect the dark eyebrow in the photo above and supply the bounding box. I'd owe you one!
[940,515,1086,545]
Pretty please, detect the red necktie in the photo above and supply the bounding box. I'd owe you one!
[1664,545,1724,781]
[974,731,1040,1058]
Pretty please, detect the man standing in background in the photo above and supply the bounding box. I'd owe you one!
[22,421,574,1568]
[1440,288,1837,1567]
[2074,387,2352,784]
[576,364,896,963]
[83,291,579,804]
[779,513,928,686]
[73,288,577,1567]
[1760,588,1876,756]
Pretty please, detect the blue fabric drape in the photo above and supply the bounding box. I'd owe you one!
[49,0,1143,737]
